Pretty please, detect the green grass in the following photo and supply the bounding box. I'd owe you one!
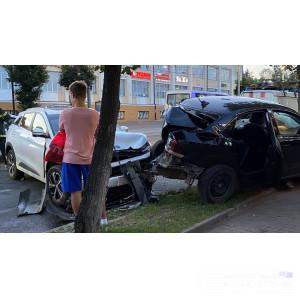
[105,186,261,233]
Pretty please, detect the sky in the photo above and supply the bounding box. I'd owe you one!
[243,65,271,78]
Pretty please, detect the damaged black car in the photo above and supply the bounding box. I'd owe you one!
[153,96,300,203]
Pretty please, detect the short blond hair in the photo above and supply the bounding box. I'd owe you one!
[69,81,87,102]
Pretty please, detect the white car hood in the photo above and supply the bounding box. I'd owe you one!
[114,131,148,150]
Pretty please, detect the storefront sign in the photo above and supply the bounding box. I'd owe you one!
[155,73,170,81]
[131,71,151,80]
[176,75,188,83]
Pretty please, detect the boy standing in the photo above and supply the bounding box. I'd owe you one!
[59,81,106,222]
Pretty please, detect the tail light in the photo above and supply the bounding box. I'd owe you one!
[165,134,184,158]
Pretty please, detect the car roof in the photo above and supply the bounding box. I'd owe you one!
[20,107,64,115]
[181,96,295,124]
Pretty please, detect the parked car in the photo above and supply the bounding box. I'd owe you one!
[154,96,300,203]
[5,107,152,213]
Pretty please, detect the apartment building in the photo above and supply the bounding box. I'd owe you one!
[0,65,239,121]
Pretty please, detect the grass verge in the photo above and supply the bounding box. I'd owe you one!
[104,186,262,233]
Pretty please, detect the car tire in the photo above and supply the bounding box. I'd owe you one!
[151,139,165,159]
[197,165,238,203]
[6,148,23,180]
[46,164,70,208]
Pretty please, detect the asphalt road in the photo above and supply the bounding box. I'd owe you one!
[0,120,188,233]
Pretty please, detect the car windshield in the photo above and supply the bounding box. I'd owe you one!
[47,113,60,134]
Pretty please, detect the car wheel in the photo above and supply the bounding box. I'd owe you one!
[46,164,70,208]
[6,149,23,180]
[151,139,165,159]
[197,165,238,203]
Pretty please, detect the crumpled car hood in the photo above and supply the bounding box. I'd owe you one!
[114,131,148,150]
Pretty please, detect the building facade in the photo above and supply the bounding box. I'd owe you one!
[0,65,240,121]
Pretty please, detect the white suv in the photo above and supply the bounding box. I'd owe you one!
[5,106,151,212]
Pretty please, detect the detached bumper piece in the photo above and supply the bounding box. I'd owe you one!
[17,188,46,216]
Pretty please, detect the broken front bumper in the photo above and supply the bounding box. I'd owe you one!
[109,152,151,188]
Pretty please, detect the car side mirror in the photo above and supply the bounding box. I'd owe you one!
[32,127,49,138]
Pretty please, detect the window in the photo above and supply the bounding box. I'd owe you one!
[118,111,125,120]
[155,83,169,99]
[208,88,218,92]
[192,65,205,76]
[220,68,230,82]
[175,65,188,74]
[154,65,169,73]
[43,71,60,93]
[20,113,35,131]
[32,113,48,134]
[0,67,11,90]
[138,111,149,119]
[208,66,217,81]
[120,79,126,97]
[273,111,300,136]
[46,113,60,134]
[132,81,150,97]
[140,65,151,71]
[193,86,203,91]
[175,85,188,90]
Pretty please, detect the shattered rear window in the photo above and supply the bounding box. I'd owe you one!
[180,106,219,128]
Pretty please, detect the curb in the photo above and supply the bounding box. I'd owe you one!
[49,210,137,233]
[182,188,276,233]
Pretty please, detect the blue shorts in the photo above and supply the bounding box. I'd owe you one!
[61,163,90,193]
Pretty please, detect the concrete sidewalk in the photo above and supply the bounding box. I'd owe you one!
[203,185,300,233]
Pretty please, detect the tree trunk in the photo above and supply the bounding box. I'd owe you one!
[297,65,300,112]
[75,65,121,233]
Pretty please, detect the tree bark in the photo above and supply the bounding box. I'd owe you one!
[75,65,121,233]
[297,65,300,112]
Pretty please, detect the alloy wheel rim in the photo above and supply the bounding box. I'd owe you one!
[7,152,15,177]
[48,171,63,204]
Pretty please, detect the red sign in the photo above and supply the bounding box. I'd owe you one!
[155,73,170,81]
[131,71,151,80]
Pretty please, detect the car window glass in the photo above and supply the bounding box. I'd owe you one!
[32,113,48,134]
[20,113,35,131]
[273,112,300,136]
[222,113,252,137]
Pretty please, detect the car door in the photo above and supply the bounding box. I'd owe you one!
[16,112,35,171]
[270,110,300,178]
[27,113,50,180]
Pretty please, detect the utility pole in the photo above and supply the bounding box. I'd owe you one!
[87,84,92,108]
[152,65,157,120]
[206,65,209,90]
[11,80,15,114]
[237,65,241,96]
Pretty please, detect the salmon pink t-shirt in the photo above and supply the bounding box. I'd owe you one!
[59,107,99,165]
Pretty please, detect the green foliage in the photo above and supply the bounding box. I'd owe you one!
[4,65,48,111]
[240,70,257,91]
[59,65,97,89]
[59,65,141,90]
[98,65,140,75]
